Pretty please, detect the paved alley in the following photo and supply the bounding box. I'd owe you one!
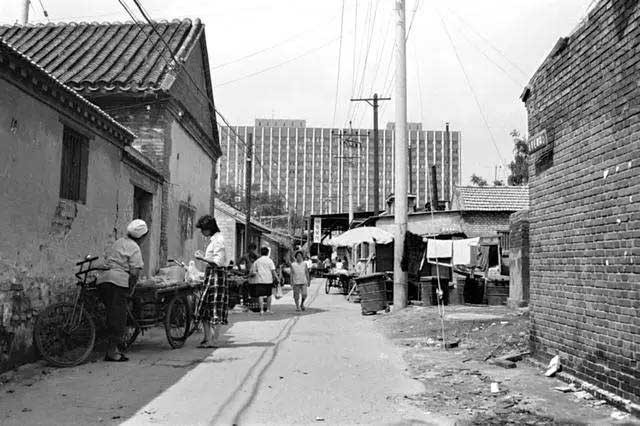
[0,279,435,426]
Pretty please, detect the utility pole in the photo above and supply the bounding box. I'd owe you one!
[21,0,30,24]
[333,129,360,226]
[244,133,253,256]
[393,0,409,310]
[351,93,390,216]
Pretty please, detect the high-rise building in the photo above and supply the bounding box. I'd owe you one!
[217,119,461,215]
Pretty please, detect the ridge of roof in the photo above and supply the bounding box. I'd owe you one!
[0,18,202,95]
[0,38,135,142]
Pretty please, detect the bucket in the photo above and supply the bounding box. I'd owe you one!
[355,273,388,314]
[420,276,449,305]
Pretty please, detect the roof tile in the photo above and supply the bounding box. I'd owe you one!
[0,19,202,94]
[453,185,529,211]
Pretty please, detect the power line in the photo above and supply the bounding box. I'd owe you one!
[351,0,380,127]
[216,37,339,88]
[445,6,529,79]
[120,0,296,214]
[36,0,49,21]
[331,0,346,128]
[211,15,337,71]
[437,9,506,165]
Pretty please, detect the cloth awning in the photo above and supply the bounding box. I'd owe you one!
[324,226,394,247]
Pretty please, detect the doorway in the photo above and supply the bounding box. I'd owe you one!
[133,186,153,277]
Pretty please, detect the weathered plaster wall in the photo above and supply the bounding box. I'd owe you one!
[0,80,159,370]
[167,120,214,263]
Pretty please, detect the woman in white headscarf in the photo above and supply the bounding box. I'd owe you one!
[97,219,148,362]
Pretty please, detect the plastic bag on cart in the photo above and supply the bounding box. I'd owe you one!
[186,261,203,283]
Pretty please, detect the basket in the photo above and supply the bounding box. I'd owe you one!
[355,273,388,314]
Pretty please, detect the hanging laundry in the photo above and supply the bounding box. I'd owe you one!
[452,238,481,265]
[426,239,453,258]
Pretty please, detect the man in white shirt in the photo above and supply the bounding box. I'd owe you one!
[249,247,280,314]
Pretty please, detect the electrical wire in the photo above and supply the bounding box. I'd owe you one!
[437,9,506,165]
[445,6,528,79]
[216,37,339,88]
[120,0,296,215]
[351,0,380,126]
[331,0,346,128]
[37,0,49,21]
[211,15,337,71]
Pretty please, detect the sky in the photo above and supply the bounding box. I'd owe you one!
[1,0,596,184]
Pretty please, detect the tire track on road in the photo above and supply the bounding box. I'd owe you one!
[210,281,323,425]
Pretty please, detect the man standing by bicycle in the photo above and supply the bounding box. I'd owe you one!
[97,219,148,362]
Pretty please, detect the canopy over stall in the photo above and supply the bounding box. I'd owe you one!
[324,226,394,247]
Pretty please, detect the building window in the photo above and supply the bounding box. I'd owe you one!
[59,126,89,203]
[535,148,554,174]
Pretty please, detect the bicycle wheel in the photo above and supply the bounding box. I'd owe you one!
[325,278,330,294]
[34,302,96,367]
[165,295,191,349]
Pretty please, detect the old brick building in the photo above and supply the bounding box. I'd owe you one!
[522,0,639,405]
[0,19,222,265]
[374,185,529,238]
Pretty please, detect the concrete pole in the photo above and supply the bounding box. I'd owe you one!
[348,154,354,225]
[373,94,380,216]
[393,0,408,309]
[21,0,30,24]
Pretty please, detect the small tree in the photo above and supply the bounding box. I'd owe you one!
[470,174,488,186]
[508,130,529,186]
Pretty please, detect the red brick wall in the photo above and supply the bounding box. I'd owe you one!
[523,0,639,403]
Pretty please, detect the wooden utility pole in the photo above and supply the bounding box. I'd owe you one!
[244,133,253,256]
[351,94,390,216]
[393,0,409,309]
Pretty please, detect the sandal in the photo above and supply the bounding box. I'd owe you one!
[104,354,129,362]
[197,341,218,349]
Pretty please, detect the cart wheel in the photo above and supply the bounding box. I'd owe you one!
[325,279,330,294]
[34,302,96,367]
[165,296,191,349]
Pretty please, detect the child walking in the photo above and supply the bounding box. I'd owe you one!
[290,250,310,311]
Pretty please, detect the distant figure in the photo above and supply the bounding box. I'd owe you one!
[355,258,367,277]
[249,247,280,315]
[323,257,331,270]
[291,250,310,311]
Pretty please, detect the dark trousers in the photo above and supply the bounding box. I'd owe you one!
[99,283,128,353]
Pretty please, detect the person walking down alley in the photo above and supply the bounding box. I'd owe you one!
[97,219,148,362]
[194,215,228,349]
[290,250,310,311]
[249,247,280,315]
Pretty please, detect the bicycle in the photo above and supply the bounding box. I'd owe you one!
[33,256,142,367]
[164,263,243,348]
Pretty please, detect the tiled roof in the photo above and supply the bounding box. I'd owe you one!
[0,38,134,143]
[453,185,529,211]
[0,19,202,94]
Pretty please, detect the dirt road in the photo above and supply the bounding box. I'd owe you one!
[0,279,435,425]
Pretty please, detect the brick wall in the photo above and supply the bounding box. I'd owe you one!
[461,211,512,238]
[523,0,639,403]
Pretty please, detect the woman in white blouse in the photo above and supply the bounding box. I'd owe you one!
[194,215,227,348]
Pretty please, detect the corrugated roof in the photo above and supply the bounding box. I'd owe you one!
[453,186,529,211]
[0,38,134,142]
[0,19,202,94]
